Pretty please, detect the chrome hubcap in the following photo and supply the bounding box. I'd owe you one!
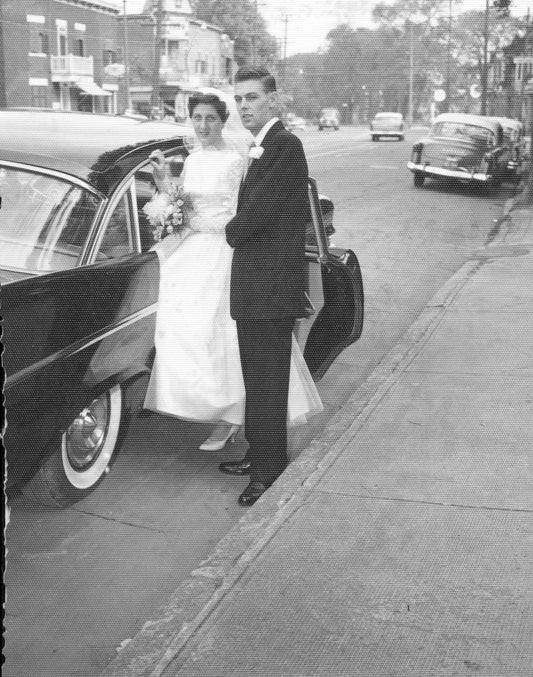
[65,395,109,470]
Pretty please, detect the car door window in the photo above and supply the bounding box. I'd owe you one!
[133,151,186,252]
[96,192,135,260]
[0,166,102,273]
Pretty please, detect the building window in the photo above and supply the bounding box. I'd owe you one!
[195,59,207,74]
[74,39,84,57]
[29,28,50,54]
[31,86,49,107]
[103,49,116,66]
[57,25,68,56]
[40,32,50,54]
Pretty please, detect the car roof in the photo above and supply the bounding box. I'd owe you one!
[432,112,501,131]
[375,112,402,117]
[490,116,523,129]
[0,110,189,195]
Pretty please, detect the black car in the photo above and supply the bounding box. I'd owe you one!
[1,110,364,507]
[407,112,507,191]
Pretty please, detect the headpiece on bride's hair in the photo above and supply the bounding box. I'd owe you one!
[184,87,253,157]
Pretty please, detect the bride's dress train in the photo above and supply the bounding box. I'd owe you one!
[143,145,322,425]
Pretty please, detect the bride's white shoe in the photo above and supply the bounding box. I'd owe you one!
[199,424,240,451]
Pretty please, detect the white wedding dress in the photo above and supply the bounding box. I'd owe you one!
[143,145,323,425]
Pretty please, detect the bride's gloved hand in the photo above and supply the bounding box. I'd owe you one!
[148,150,172,193]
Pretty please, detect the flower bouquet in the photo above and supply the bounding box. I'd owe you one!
[142,183,187,242]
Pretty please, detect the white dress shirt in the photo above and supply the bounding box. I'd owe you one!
[253,117,280,147]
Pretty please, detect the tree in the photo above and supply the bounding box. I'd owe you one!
[451,9,522,112]
[494,0,512,17]
[372,0,458,30]
[191,0,278,67]
[373,0,458,121]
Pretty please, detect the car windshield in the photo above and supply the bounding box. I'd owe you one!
[0,167,102,273]
[432,121,494,144]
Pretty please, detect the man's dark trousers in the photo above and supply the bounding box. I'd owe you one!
[236,317,295,485]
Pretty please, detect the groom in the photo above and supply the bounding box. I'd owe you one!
[220,66,310,507]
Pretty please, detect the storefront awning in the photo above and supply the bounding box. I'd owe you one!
[76,80,112,96]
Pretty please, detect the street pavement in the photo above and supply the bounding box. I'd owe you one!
[101,204,533,677]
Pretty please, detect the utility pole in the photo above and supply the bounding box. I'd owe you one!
[150,0,164,111]
[445,0,453,113]
[481,0,490,115]
[280,13,288,86]
[251,0,258,64]
[123,0,132,111]
[408,23,415,125]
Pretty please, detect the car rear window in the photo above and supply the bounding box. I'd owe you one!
[0,166,102,273]
[432,122,494,143]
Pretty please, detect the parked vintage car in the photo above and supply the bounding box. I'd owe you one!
[490,116,525,183]
[286,113,307,131]
[318,108,340,131]
[370,112,404,141]
[407,113,506,191]
[1,110,364,508]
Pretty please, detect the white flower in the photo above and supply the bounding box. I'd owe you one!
[248,145,264,160]
[143,192,169,225]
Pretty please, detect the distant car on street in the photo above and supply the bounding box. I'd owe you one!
[407,112,506,191]
[1,110,364,508]
[286,114,307,131]
[318,108,340,131]
[122,108,148,120]
[370,112,404,141]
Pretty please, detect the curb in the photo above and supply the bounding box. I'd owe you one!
[100,212,515,677]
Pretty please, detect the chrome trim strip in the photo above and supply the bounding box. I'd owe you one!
[0,160,104,197]
[5,302,158,388]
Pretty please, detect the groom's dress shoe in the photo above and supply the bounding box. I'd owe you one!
[218,459,251,475]
[238,481,269,507]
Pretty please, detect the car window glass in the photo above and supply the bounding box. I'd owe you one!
[133,151,186,252]
[0,167,102,273]
[96,193,135,260]
[433,122,493,143]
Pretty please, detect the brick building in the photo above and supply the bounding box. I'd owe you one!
[0,0,235,118]
[121,0,235,119]
[0,0,122,113]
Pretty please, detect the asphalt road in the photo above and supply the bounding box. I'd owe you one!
[4,125,514,677]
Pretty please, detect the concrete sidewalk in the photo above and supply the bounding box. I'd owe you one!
[102,208,533,677]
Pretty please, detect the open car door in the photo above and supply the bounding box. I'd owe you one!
[297,177,364,380]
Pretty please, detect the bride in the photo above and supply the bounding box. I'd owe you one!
[143,89,322,449]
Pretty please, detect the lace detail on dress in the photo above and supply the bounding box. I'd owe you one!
[183,148,245,234]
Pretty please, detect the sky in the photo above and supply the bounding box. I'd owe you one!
[117,0,533,56]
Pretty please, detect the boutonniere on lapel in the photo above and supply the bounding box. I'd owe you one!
[248,145,264,160]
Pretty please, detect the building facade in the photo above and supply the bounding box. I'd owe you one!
[120,0,235,119]
[0,0,122,113]
[0,0,235,118]
[485,31,533,121]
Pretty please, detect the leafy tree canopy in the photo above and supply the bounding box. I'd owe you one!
[191,0,278,66]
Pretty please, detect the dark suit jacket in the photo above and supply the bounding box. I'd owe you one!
[226,120,309,320]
